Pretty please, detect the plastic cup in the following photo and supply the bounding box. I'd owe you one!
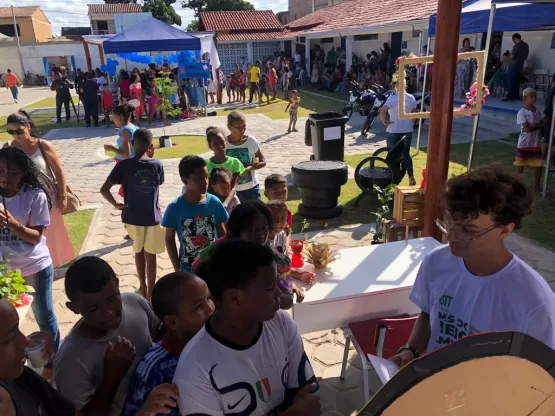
[253,157,259,165]
[25,332,48,368]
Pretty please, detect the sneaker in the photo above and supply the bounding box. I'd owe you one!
[409,176,417,186]
[14,99,18,104]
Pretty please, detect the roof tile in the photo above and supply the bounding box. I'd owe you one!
[217,30,289,41]
[88,4,143,16]
[0,6,40,18]
[287,0,438,35]
[200,10,283,31]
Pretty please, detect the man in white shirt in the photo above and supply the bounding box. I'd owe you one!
[173,239,320,416]
[391,165,555,367]
[379,78,418,186]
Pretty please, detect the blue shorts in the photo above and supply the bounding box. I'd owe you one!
[237,184,261,203]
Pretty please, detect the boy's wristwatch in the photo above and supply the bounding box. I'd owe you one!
[396,344,420,358]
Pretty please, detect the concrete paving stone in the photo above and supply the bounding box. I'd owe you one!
[324,364,363,391]
[542,271,555,283]
[331,328,353,349]
[316,381,340,412]
[314,343,348,367]
[321,411,345,416]
[303,338,315,358]
[336,387,365,415]
[303,330,332,345]
[311,359,326,381]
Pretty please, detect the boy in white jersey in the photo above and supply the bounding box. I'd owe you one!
[173,239,321,416]
[391,164,555,367]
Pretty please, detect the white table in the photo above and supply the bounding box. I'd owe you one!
[292,237,442,334]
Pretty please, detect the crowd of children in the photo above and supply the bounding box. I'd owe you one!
[0,105,324,416]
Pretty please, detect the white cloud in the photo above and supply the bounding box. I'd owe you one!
[0,0,288,36]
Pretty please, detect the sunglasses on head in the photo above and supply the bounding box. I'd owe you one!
[7,128,25,136]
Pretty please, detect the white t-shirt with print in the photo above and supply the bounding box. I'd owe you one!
[517,107,542,149]
[410,245,555,353]
[173,310,315,415]
[270,231,289,255]
[226,135,260,192]
[384,92,417,134]
[0,186,51,276]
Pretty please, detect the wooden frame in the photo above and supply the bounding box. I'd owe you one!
[397,50,487,119]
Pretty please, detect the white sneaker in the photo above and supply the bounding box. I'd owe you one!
[14,99,18,103]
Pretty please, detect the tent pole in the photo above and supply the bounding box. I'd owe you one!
[467,4,496,171]
[422,0,463,239]
[416,37,431,155]
[542,95,555,199]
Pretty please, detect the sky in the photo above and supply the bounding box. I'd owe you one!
[0,0,288,36]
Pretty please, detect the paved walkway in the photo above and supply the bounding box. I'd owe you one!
[15,107,551,415]
[0,86,53,116]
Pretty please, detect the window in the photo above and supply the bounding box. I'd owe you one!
[354,34,378,41]
[300,37,306,43]
[96,20,108,31]
[321,37,334,43]
[0,24,20,37]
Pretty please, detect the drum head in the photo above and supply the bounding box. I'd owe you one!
[358,332,555,416]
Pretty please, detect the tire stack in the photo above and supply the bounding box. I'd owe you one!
[291,160,348,219]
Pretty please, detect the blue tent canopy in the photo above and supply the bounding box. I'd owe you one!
[493,0,554,2]
[428,0,555,36]
[103,16,201,54]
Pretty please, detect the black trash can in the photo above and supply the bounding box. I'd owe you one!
[307,112,349,162]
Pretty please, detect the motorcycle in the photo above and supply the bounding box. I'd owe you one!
[341,81,376,120]
[361,85,393,135]
[412,91,431,129]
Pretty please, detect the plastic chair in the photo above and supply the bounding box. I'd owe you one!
[340,315,417,402]
[296,69,306,88]
[532,69,550,98]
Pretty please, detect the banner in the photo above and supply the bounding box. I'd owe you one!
[178,61,210,79]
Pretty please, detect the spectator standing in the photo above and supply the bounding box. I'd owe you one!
[504,33,529,101]
[74,68,85,103]
[379,80,418,186]
[4,69,21,104]
[269,62,278,100]
[50,72,73,123]
[80,72,100,127]
[248,60,261,103]
[327,46,337,73]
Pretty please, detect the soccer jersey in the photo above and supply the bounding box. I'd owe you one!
[121,337,181,416]
[173,310,315,415]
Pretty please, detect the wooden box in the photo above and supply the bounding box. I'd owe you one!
[393,186,425,227]
[385,220,421,242]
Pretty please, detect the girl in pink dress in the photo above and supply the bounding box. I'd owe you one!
[147,77,162,124]
[129,74,145,123]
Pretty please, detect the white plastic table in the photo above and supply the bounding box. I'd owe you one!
[292,237,442,334]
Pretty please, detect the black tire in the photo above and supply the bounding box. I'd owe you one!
[291,161,348,189]
[354,156,394,192]
[361,115,375,135]
[299,203,343,220]
[299,187,341,200]
[341,106,353,120]
[372,147,390,158]
[309,154,315,160]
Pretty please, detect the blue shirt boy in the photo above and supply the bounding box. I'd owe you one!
[161,193,228,271]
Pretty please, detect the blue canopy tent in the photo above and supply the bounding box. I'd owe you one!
[103,16,201,54]
[428,0,555,36]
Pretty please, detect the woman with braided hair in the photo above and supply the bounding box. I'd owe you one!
[4,110,75,269]
[0,146,60,370]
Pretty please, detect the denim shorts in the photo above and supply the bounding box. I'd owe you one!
[237,184,261,203]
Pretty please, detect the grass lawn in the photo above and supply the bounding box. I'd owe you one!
[24,96,80,110]
[0,113,81,143]
[105,135,208,159]
[221,91,344,120]
[64,209,95,254]
[342,134,555,251]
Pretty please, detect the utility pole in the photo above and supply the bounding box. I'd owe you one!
[312,0,315,13]
[11,4,26,76]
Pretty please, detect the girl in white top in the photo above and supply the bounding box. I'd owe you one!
[0,147,60,362]
[5,111,75,268]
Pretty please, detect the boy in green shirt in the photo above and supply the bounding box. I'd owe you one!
[205,126,247,179]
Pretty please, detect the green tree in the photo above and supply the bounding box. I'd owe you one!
[186,19,199,32]
[143,0,182,26]
[104,0,137,4]
[183,0,254,17]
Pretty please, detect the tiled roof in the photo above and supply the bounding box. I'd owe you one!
[88,4,143,16]
[286,0,438,35]
[200,10,283,31]
[217,30,289,41]
[0,6,40,18]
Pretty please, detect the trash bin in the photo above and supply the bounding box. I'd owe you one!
[307,112,349,162]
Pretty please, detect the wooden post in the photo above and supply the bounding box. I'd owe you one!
[82,40,92,72]
[422,0,463,239]
[99,44,105,65]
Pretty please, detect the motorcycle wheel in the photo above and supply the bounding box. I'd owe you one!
[341,106,353,120]
[361,115,375,135]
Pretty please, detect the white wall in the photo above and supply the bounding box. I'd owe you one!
[351,33,389,60]
[501,30,555,73]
